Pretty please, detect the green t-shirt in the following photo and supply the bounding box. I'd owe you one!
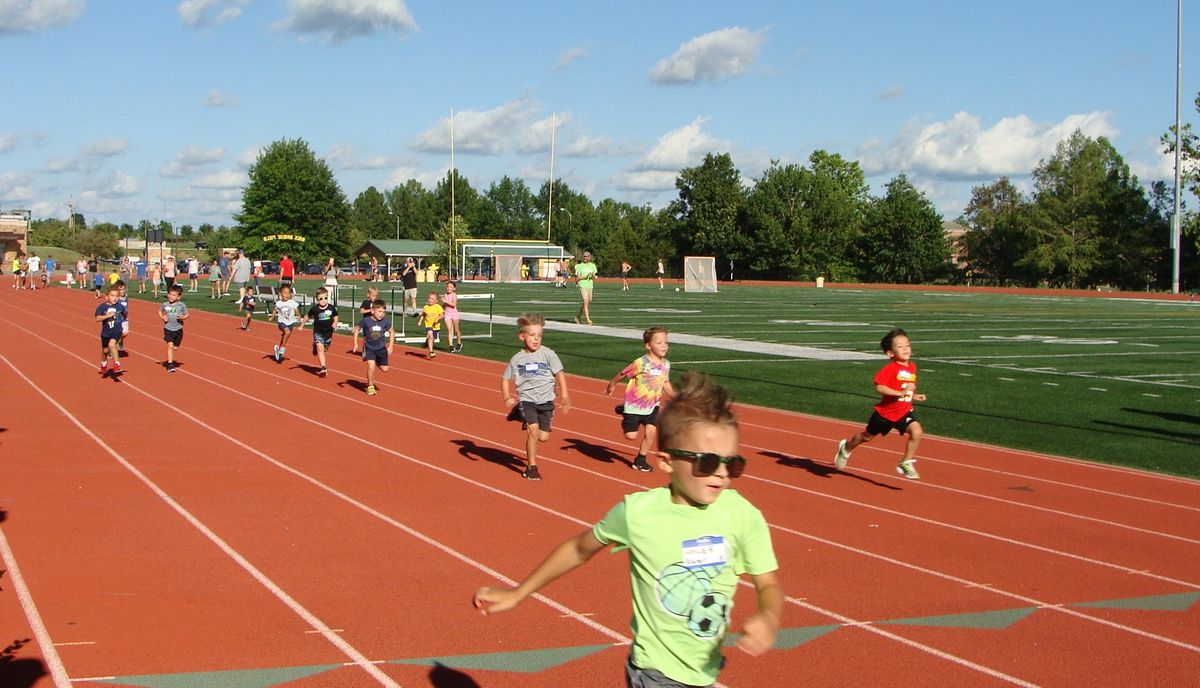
[592,486,778,686]
[574,261,597,289]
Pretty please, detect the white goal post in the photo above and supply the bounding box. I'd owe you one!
[683,256,718,293]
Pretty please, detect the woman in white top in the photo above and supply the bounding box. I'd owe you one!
[323,257,339,302]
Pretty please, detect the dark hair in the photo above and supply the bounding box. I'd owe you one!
[169,284,184,295]
[371,298,387,309]
[643,325,668,344]
[657,372,737,451]
[880,328,908,353]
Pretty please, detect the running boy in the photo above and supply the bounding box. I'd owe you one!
[606,325,675,472]
[238,286,257,331]
[159,285,189,372]
[418,291,444,359]
[267,284,301,363]
[358,299,393,396]
[299,287,339,377]
[351,285,378,353]
[94,285,125,377]
[833,327,926,480]
[474,372,783,686]
[500,313,570,481]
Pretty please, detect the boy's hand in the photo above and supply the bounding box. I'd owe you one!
[736,612,779,656]
[558,396,571,413]
[472,586,522,615]
[914,393,927,402]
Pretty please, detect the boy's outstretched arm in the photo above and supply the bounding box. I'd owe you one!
[555,371,571,412]
[736,571,783,656]
[604,371,626,395]
[473,530,606,615]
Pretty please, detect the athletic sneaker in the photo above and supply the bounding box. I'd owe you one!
[427,351,436,359]
[111,362,123,375]
[522,465,542,481]
[319,366,327,377]
[631,456,653,472]
[240,323,248,331]
[454,343,462,353]
[896,461,921,480]
[100,361,109,375]
[834,439,851,470]
[366,384,377,396]
[166,363,176,373]
[273,345,281,362]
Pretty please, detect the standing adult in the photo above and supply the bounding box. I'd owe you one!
[25,252,41,290]
[278,252,295,287]
[76,256,88,289]
[323,256,339,303]
[230,249,253,302]
[135,256,148,293]
[400,257,419,316]
[368,255,379,282]
[574,250,598,325]
[120,255,133,284]
[187,255,199,292]
[163,255,178,290]
[87,254,99,289]
[218,252,232,296]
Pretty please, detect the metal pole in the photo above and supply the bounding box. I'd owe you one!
[1171,0,1183,294]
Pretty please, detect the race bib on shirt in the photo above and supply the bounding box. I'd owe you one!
[682,535,727,569]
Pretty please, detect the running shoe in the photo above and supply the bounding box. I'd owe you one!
[427,351,436,359]
[896,461,921,480]
[366,384,377,396]
[100,361,109,375]
[631,456,653,472]
[319,366,327,377]
[111,362,123,376]
[522,465,542,481]
[834,440,851,470]
[166,363,176,373]
[273,345,281,362]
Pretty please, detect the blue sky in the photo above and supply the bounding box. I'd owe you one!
[1,0,1197,229]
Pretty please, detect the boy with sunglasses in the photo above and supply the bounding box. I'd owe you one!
[299,287,339,377]
[475,372,782,687]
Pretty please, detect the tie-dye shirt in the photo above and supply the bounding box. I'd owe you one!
[621,355,670,416]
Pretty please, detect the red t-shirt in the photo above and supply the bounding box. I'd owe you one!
[280,258,294,279]
[872,360,918,421]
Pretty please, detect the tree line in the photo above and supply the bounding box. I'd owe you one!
[31,97,1199,289]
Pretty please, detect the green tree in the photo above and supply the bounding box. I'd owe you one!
[386,180,438,240]
[859,174,949,283]
[236,138,350,264]
[479,176,541,239]
[433,214,471,277]
[350,186,393,243]
[536,180,593,253]
[669,153,749,268]
[961,177,1039,286]
[433,170,483,238]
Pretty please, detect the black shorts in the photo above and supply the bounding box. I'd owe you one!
[363,347,389,366]
[163,328,184,348]
[511,400,555,432]
[865,410,916,437]
[621,407,659,434]
[101,335,119,348]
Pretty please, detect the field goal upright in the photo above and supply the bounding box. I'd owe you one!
[683,256,718,292]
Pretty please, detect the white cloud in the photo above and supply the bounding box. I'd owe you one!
[563,133,626,158]
[191,169,246,189]
[83,136,128,158]
[519,113,570,154]
[161,145,227,177]
[858,110,1120,179]
[45,156,77,173]
[0,133,16,154]
[274,0,418,44]
[324,143,396,170]
[177,0,246,27]
[553,42,589,72]
[412,98,541,155]
[236,145,264,168]
[0,0,85,34]
[876,84,906,100]
[615,169,678,192]
[650,27,766,85]
[633,116,728,171]
[0,171,36,203]
[95,171,140,198]
[204,89,239,107]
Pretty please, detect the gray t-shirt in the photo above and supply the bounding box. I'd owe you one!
[503,346,564,404]
[160,301,188,331]
[232,256,252,282]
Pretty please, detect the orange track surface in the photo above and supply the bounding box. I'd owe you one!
[1,280,1198,687]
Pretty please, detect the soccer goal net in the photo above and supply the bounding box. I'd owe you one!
[494,254,523,283]
[683,256,718,293]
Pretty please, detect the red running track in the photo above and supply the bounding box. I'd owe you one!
[0,282,1198,687]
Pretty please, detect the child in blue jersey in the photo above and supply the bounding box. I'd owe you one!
[94,285,125,377]
[159,285,189,372]
[239,286,257,331]
[475,372,783,687]
[358,299,393,396]
[267,284,301,363]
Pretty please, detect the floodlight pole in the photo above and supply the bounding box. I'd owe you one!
[1171,0,1183,294]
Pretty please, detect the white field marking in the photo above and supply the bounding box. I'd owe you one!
[15,306,1200,656]
[747,517,1200,655]
[1090,388,1109,392]
[929,357,1200,390]
[0,353,405,688]
[10,327,633,648]
[52,641,96,647]
[1143,393,1162,398]
[618,308,701,313]
[958,373,973,377]
[1123,373,1200,378]
[766,320,871,326]
[0,524,73,687]
[670,358,799,365]
[999,377,1016,382]
[1130,343,1160,347]
[5,313,1083,681]
[1043,382,1060,386]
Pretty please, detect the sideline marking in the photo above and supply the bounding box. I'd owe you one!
[0,523,73,687]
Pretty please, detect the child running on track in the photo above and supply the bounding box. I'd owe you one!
[833,327,926,479]
[501,313,570,481]
[419,291,443,359]
[606,325,675,472]
[474,372,783,687]
[268,284,301,363]
[299,286,339,377]
[359,299,393,396]
[441,280,463,353]
[159,284,189,372]
[238,286,257,330]
[351,285,378,353]
[95,285,125,377]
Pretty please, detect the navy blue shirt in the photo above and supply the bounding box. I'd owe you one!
[359,316,392,351]
[96,301,124,337]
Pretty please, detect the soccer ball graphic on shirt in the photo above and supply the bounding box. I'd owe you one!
[656,562,731,638]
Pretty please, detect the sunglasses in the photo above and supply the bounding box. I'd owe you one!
[316,296,328,300]
[665,449,746,478]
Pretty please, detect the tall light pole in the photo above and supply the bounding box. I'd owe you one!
[389,210,399,240]
[1171,0,1183,294]
[555,206,572,244]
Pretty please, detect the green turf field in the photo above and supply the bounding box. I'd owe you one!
[119,279,1200,477]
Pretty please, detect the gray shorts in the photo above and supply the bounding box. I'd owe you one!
[626,659,710,688]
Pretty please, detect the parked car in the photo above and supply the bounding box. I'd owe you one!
[304,263,323,275]
[259,260,278,275]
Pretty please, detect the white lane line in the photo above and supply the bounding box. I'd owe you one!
[0,353,404,688]
[0,525,73,687]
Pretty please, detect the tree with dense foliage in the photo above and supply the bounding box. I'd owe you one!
[350,186,392,246]
[961,177,1039,285]
[236,138,350,264]
[669,153,749,270]
[859,174,949,283]
[386,180,438,240]
[432,170,483,238]
[478,176,541,239]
